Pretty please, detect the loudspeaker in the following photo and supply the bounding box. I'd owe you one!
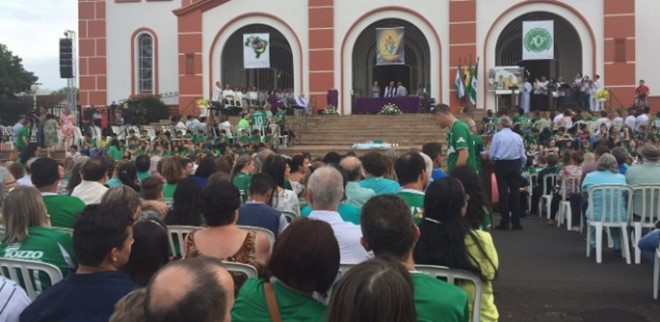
[59,38,73,79]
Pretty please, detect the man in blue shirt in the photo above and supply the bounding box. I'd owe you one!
[237,173,288,237]
[488,116,526,231]
[20,204,136,322]
[422,142,448,181]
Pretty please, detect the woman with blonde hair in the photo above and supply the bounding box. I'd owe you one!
[161,156,185,199]
[60,108,76,149]
[0,186,77,287]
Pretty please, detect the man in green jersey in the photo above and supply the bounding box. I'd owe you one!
[361,195,470,322]
[432,104,477,172]
[31,158,86,228]
[466,118,487,175]
[15,119,31,152]
[250,107,268,132]
[394,152,427,224]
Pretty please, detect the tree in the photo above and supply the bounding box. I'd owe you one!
[0,44,39,124]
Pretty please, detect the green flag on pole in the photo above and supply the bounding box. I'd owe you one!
[454,64,465,99]
[467,58,479,106]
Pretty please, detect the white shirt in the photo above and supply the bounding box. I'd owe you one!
[295,95,309,108]
[612,116,624,128]
[625,115,636,129]
[71,180,108,205]
[0,276,31,322]
[212,85,222,101]
[223,89,235,99]
[308,210,370,264]
[218,121,233,138]
[396,85,408,97]
[247,91,258,100]
[635,114,649,131]
[17,175,33,187]
[553,113,564,129]
[595,117,611,129]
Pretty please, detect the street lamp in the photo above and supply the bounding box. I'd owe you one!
[31,83,42,110]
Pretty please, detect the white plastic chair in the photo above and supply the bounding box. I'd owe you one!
[629,185,660,264]
[526,173,538,214]
[556,176,580,230]
[585,185,632,264]
[281,210,297,223]
[166,225,200,257]
[415,265,484,322]
[654,247,660,299]
[238,225,275,253]
[539,174,559,218]
[222,261,258,279]
[0,258,63,300]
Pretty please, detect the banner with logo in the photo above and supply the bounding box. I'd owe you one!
[522,21,554,60]
[243,33,270,69]
[376,27,405,65]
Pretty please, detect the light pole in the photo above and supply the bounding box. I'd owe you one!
[64,29,77,120]
[31,83,41,110]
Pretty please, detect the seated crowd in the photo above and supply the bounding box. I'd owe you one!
[0,137,501,322]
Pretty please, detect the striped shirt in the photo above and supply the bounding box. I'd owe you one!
[0,276,31,322]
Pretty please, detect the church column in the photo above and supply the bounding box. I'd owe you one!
[78,0,107,107]
[603,0,636,108]
[174,8,204,115]
[448,0,477,113]
[308,0,335,114]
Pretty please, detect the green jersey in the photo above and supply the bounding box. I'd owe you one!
[232,172,252,192]
[275,110,286,126]
[250,110,267,128]
[411,272,470,322]
[446,120,477,171]
[43,195,86,229]
[0,227,77,290]
[471,134,484,173]
[397,190,425,224]
[108,146,123,161]
[15,127,29,150]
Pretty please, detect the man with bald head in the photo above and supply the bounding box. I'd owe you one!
[308,166,369,264]
[145,256,234,322]
[339,156,375,209]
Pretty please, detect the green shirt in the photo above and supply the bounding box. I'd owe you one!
[231,279,327,322]
[0,227,77,289]
[471,134,484,173]
[162,183,177,199]
[411,272,470,322]
[397,190,425,224]
[108,146,123,161]
[15,127,29,150]
[250,110,267,128]
[137,171,150,181]
[446,120,477,171]
[43,195,86,229]
[275,110,286,125]
[300,203,361,225]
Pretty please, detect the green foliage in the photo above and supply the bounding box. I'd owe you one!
[125,95,169,124]
[0,43,38,123]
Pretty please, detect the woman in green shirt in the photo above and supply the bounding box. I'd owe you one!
[231,218,339,322]
[107,138,124,161]
[231,154,255,195]
[161,156,185,199]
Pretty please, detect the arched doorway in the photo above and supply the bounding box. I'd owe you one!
[351,18,431,113]
[220,24,293,91]
[495,12,582,84]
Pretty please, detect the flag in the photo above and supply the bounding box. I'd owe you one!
[244,33,270,69]
[522,20,554,60]
[454,64,465,99]
[467,58,479,106]
[464,62,471,87]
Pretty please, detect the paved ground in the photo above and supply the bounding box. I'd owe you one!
[491,216,659,322]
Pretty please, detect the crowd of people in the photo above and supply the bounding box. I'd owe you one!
[1,97,660,321]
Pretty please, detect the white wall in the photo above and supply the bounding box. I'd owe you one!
[334,0,450,114]
[106,0,180,104]
[636,0,660,91]
[202,0,308,100]
[476,0,604,109]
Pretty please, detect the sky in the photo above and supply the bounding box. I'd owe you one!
[0,0,78,93]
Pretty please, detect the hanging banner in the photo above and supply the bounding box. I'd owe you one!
[243,33,270,69]
[376,27,405,65]
[522,21,554,60]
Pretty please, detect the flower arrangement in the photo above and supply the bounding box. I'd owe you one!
[195,98,211,108]
[379,103,401,115]
[323,105,339,115]
[595,88,610,102]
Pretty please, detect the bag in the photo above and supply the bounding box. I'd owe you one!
[264,283,282,322]
[491,173,499,204]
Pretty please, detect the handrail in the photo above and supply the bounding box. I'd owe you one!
[607,88,628,110]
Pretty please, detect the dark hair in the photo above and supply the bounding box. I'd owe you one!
[422,142,442,160]
[18,143,39,165]
[611,147,628,165]
[141,176,164,200]
[360,152,389,177]
[165,177,202,226]
[66,162,84,194]
[200,181,240,226]
[268,218,339,296]
[121,218,169,286]
[135,155,151,172]
[327,257,416,322]
[361,195,414,259]
[413,178,497,282]
[322,152,341,165]
[82,157,108,181]
[73,204,134,266]
[394,152,426,186]
[432,103,451,114]
[248,173,276,197]
[261,154,287,188]
[194,156,216,178]
[290,154,306,172]
[117,162,140,192]
[450,166,487,230]
[546,153,559,167]
[30,157,60,188]
[145,256,229,322]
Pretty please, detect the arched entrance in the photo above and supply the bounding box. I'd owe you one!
[351,18,431,113]
[220,24,293,91]
[495,12,582,82]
